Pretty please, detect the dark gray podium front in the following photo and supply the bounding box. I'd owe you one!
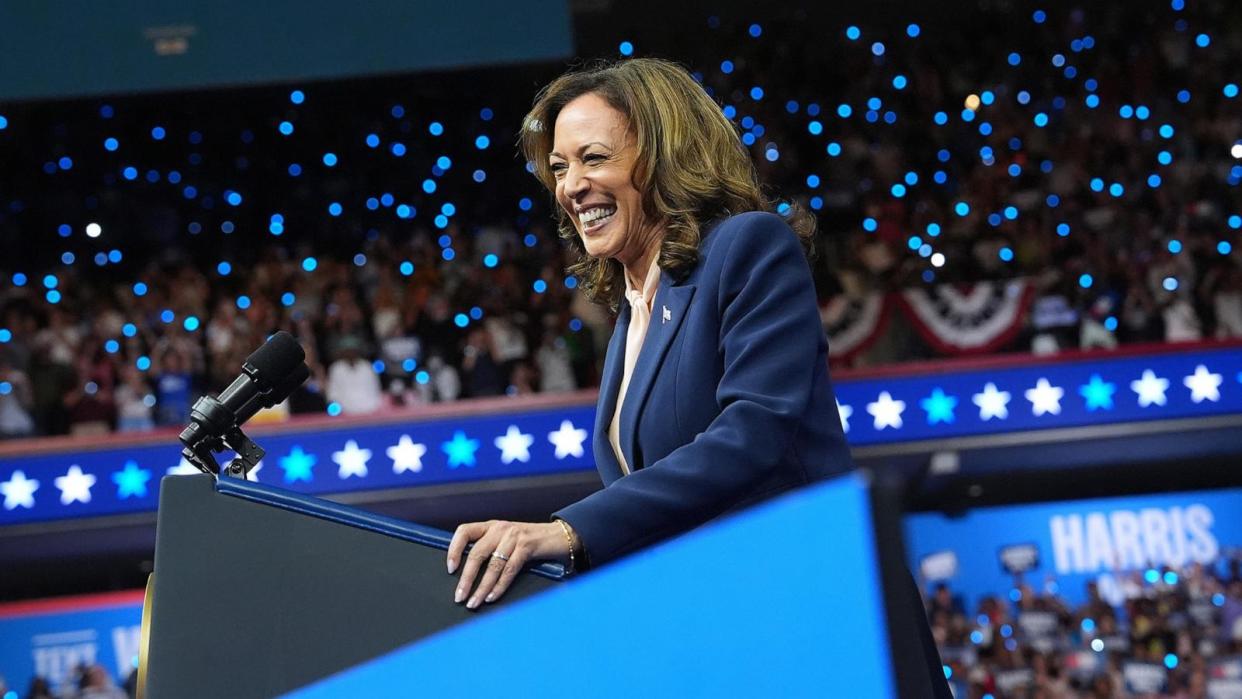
[141,474,562,698]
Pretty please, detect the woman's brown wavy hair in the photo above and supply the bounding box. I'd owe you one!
[520,57,816,312]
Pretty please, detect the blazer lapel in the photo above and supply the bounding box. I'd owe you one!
[618,272,696,471]
[592,302,630,483]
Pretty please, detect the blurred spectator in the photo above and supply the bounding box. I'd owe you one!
[427,354,461,403]
[324,336,383,414]
[535,322,577,394]
[113,364,155,432]
[25,675,55,699]
[461,327,504,398]
[76,664,126,699]
[0,354,36,438]
[152,346,194,427]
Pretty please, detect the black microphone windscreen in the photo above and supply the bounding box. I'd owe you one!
[267,364,310,407]
[244,332,306,384]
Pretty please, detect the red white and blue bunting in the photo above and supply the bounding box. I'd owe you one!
[897,279,1035,355]
[821,293,892,363]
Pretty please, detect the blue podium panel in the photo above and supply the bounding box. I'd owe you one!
[285,474,895,698]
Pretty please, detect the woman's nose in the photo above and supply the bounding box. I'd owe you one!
[563,164,589,199]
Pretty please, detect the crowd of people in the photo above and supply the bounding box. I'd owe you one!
[0,1,1240,439]
[0,227,602,439]
[928,554,1242,698]
[0,663,134,699]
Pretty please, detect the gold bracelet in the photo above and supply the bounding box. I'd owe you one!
[556,519,576,575]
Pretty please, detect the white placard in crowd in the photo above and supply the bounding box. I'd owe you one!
[1209,656,1242,699]
[998,543,1040,574]
[1064,650,1101,681]
[920,550,958,581]
[1122,661,1168,695]
[994,668,1034,694]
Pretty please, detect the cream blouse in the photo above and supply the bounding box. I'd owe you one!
[607,254,662,475]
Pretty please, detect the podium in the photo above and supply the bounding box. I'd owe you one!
[145,473,946,698]
[288,473,944,698]
[141,474,563,698]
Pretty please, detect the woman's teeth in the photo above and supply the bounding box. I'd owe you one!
[579,207,616,228]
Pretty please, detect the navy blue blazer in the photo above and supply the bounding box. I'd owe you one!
[555,212,855,566]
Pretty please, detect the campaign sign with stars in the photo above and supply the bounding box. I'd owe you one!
[0,346,1239,526]
[832,346,1241,446]
[0,404,594,526]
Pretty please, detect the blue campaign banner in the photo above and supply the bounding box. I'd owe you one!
[904,487,1242,610]
[833,345,1242,446]
[0,403,595,526]
[1,345,1239,527]
[0,591,144,695]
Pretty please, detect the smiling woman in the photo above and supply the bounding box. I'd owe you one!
[445,58,852,618]
[445,57,848,610]
[521,58,816,311]
[445,62,950,693]
[545,92,659,285]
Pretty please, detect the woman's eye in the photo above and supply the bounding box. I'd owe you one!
[584,154,605,163]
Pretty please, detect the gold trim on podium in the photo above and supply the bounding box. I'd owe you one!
[137,573,154,699]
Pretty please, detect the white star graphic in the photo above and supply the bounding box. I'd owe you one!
[1025,378,1065,416]
[333,440,372,479]
[836,400,853,433]
[1131,369,1170,407]
[1184,364,1223,403]
[55,465,96,505]
[494,425,534,464]
[387,435,427,474]
[973,382,1011,421]
[1,470,39,510]
[866,391,906,430]
[167,456,202,475]
[548,420,588,459]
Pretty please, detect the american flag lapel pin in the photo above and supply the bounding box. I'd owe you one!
[662,305,671,323]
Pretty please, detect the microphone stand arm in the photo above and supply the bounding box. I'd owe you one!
[180,394,267,479]
[221,425,265,479]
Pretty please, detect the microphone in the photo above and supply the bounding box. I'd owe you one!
[179,332,306,467]
[233,362,310,424]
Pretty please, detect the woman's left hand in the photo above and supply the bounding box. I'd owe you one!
[447,520,568,608]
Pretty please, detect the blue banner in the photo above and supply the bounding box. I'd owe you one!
[904,487,1242,609]
[0,404,595,525]
[833,346,1241,445]
[1,346,1239,527]
[0,592,144,696]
